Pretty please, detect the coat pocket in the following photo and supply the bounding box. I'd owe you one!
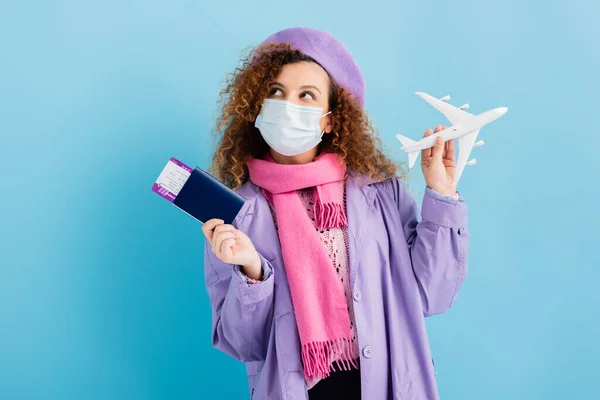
[392,367,424,400]
[275,311,303,373]
[246,360,263,398]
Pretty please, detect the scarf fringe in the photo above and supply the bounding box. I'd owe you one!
[313,200,348,229]
[301,338,358,381]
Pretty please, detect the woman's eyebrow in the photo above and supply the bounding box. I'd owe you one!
[269,82,322,95]
[300,85,322,95]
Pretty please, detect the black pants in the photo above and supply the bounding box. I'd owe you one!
[308,366,361,400]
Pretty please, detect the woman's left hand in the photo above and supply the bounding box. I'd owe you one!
[420,125,457,197]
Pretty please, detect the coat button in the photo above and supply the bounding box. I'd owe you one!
[353,290,362,302]
[363,346,374,358]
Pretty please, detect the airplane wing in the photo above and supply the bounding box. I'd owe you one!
[454,129,479,184]
[415,92,475,126]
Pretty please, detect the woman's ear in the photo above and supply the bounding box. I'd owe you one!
[324,114,333,134]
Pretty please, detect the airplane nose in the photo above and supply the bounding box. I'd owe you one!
[497,107,508,116]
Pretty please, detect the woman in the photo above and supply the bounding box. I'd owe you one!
[202,27,469,400]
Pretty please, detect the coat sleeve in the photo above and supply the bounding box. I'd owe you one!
[390,178,470,316]
[204,239,275,361]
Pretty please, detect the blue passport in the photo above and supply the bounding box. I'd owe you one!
[152,157,246,225]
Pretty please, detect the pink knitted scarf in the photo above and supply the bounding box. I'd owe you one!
[246,151,357,381]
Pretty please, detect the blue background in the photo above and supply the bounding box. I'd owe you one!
[2,1,598,399]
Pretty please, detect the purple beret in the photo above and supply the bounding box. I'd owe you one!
[260,27,366,107]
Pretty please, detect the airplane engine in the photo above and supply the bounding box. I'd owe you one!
[440,95,451,102]
[474,140,485,147]
[459,103,470,110]
[466,159,477,166]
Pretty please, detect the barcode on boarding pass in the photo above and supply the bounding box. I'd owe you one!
[152,157,193,202]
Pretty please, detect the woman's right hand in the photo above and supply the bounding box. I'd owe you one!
[202,219,263,280]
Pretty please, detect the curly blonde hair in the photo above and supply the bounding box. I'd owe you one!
[210,42,405,189]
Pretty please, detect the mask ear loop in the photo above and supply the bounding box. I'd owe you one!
[320,111,332,137]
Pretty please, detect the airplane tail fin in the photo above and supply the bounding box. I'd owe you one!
[396,134,420,168]
[396,134,416,147]
[407,151,420,168]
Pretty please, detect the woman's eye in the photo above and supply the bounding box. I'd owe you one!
[270,88,283,97]
[301,92,315,100]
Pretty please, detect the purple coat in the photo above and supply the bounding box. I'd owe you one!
[203,173,469,399]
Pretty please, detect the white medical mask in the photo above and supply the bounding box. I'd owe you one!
[254,98,332,156]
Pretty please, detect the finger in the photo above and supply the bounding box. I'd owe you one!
[434,125,443,133]
[211,226,235,253]
[212,224,236,239]
[422,129,434,158]
[431,136,444,162]
[442,126,448,157]
[213,231,235,255]
[218,238,236,261]
[233,229,247,243]
[215,231,235,247]
[445,139,455,162]
[202,219,224,241]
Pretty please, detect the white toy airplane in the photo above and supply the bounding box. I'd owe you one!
[396,92,508,184]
